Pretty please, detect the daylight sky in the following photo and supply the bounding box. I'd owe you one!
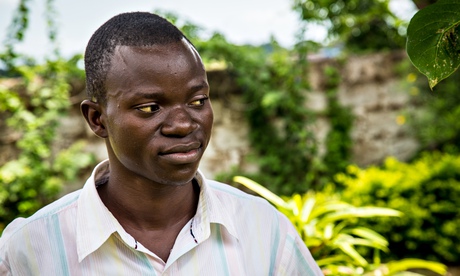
[0,0,416,61]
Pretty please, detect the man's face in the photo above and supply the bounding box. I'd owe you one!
[101,39,213,186]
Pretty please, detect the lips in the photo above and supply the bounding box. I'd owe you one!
[159,142,202,164]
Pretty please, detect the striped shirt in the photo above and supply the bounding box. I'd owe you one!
[0,160,323,275]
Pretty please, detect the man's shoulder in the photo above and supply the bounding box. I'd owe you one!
[0,189,81,247]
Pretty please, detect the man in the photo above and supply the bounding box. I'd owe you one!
[0,12,322,275]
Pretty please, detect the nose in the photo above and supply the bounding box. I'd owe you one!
[161,106,197,137]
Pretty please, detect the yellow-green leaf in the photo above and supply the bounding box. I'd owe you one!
[233,176,289,209]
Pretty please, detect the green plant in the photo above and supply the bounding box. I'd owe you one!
[406,0,460,89]
[292,0,407,52]
[322,65,353,179]
[0,60,95,231]
[408,69,460,154]
[234,176,447,275]
[0,0,95,231]
[336,152,460,264]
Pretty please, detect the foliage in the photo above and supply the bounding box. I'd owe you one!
[0,0,94,231]
[0,59,95,231]
[1,0,31,71]
[234,176,447,276]
[336,152,460,264]
[406,0,460,89]
[1,0,60,73]
[292,0,407,51]
[321,65,353,180]
[408,69,460,154]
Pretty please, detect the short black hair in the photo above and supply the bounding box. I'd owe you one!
[84,12,186,104]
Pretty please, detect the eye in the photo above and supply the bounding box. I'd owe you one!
[137,104,160,113]
[189,96,208,107]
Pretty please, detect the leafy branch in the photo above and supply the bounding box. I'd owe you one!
[406,0,460,89]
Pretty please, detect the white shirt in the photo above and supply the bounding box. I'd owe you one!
[0,160,323,275]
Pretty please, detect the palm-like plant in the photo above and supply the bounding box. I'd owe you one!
[233,176,446,275]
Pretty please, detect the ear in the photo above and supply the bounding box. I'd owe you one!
[81,100,108,138]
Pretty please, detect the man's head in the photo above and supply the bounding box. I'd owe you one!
[81,12,213,186]
[85,12,187,104]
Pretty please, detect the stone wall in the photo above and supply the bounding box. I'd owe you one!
[307,51,419,167]
[0,51,420,179]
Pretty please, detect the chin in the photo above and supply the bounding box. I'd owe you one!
[153,164,199,186]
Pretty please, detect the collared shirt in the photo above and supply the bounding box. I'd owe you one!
[0,160,323,275]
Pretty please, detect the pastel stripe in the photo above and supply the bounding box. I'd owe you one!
[50,214,70,275]
[214,225,230,276]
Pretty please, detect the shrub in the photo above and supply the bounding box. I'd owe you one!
[234,176,446,275]
[336,152,460,264]
[0,59,95,232]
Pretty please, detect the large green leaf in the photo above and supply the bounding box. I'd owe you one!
[315,255,349,267]
[406,0,460,89]
[349,227,388,248]
[233,176,290,209]
[300,196,316,222]
[386,258,447,275]
[318,207,401,226]
[337,242,368,267]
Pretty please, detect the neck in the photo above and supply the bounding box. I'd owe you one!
[98,172,200,231]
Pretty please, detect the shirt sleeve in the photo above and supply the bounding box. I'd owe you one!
[0,259,11,276]
[0,218,26,275]
[275,213,324,275]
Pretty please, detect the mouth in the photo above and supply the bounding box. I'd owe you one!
[159,142,202,164]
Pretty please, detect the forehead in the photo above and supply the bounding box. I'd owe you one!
[105,39,207,99]
[110,39,203,73]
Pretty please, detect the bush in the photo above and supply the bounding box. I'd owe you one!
[336,152,460,264]
[233,176,446,275]
[409,70,460,155]
[0,59,95,232]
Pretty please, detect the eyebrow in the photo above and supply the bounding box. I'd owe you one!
[189,82,209,94]
[131,82,209,100]
[133,91,164,100]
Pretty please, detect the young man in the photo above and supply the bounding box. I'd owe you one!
[0,12,322,275]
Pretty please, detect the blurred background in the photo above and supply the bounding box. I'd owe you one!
[1,0,459,275]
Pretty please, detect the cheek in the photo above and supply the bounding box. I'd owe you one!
[200,108,214,131]
[201,109,214,143]
[106,114,143,150]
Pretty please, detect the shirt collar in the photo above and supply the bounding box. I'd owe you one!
[76,160,239,263]
[193,170,239,242]
[76,160,137,262]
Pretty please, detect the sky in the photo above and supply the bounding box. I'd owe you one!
[0,0,310,60]
[0,0,417,61]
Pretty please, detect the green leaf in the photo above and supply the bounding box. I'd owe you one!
[386,258,447,275]
[233,176,290,209]
[319,207,401,226]
[407,0,460,89]
[337,242,368,267]
[300,196,316,222]
[349,227,389,248]
[333,233,388,253]
[315,255,349,267]
[309,202,353,219]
